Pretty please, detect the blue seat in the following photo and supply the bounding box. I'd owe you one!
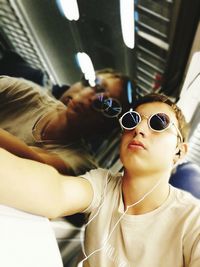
[169,161,200,199]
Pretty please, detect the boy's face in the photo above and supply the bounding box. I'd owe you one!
[120,102,180,175]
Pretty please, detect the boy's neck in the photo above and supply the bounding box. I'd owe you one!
[122,170,170,215]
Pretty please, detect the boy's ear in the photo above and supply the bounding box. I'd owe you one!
[173,142,188,164]
[180,142,188,158]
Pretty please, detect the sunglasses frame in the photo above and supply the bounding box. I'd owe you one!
[119,109,183,142]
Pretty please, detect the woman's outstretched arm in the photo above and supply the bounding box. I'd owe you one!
[0,128,73,174]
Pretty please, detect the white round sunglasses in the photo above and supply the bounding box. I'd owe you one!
[119,108,183,141]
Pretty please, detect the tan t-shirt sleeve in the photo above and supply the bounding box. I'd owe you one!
[80,168,110,213]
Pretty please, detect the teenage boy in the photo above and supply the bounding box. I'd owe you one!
[0,93,199,267]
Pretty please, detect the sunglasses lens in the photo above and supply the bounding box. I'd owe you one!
[93,94,122,117]
[92,94,107,111]
[121,112,140,129]
[103,98,122,117]
[150,113,170,131]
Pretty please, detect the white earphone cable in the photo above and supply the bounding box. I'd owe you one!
[80,174,163,264]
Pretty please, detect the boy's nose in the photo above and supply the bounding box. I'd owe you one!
[132,118,149,137]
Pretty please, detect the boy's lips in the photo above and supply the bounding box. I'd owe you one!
[128,140,146,149]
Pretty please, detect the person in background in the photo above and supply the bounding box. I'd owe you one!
[0,93,199,267]
[0,68,136,175]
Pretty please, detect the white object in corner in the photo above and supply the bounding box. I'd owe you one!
[0,205,63,267]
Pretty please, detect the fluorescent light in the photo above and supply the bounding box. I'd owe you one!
[56,0,80,21]
[120,0,135,49]
[76,52,96,86]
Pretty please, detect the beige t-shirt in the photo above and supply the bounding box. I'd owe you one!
[0,76,62,144]
[81,168,200,267]
[0,76,96,174]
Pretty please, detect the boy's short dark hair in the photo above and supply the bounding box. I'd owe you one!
[133,93,189,142]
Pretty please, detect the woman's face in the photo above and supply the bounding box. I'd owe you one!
[60,73,124,106]
[61,73,124,135]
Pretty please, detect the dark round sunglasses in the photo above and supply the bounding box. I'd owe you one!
[119,109,183,141]
[92,93,122,118]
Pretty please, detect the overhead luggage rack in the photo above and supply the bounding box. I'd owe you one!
[134,0,174,94]
[0,0,44,70]
[0,0,58,84]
